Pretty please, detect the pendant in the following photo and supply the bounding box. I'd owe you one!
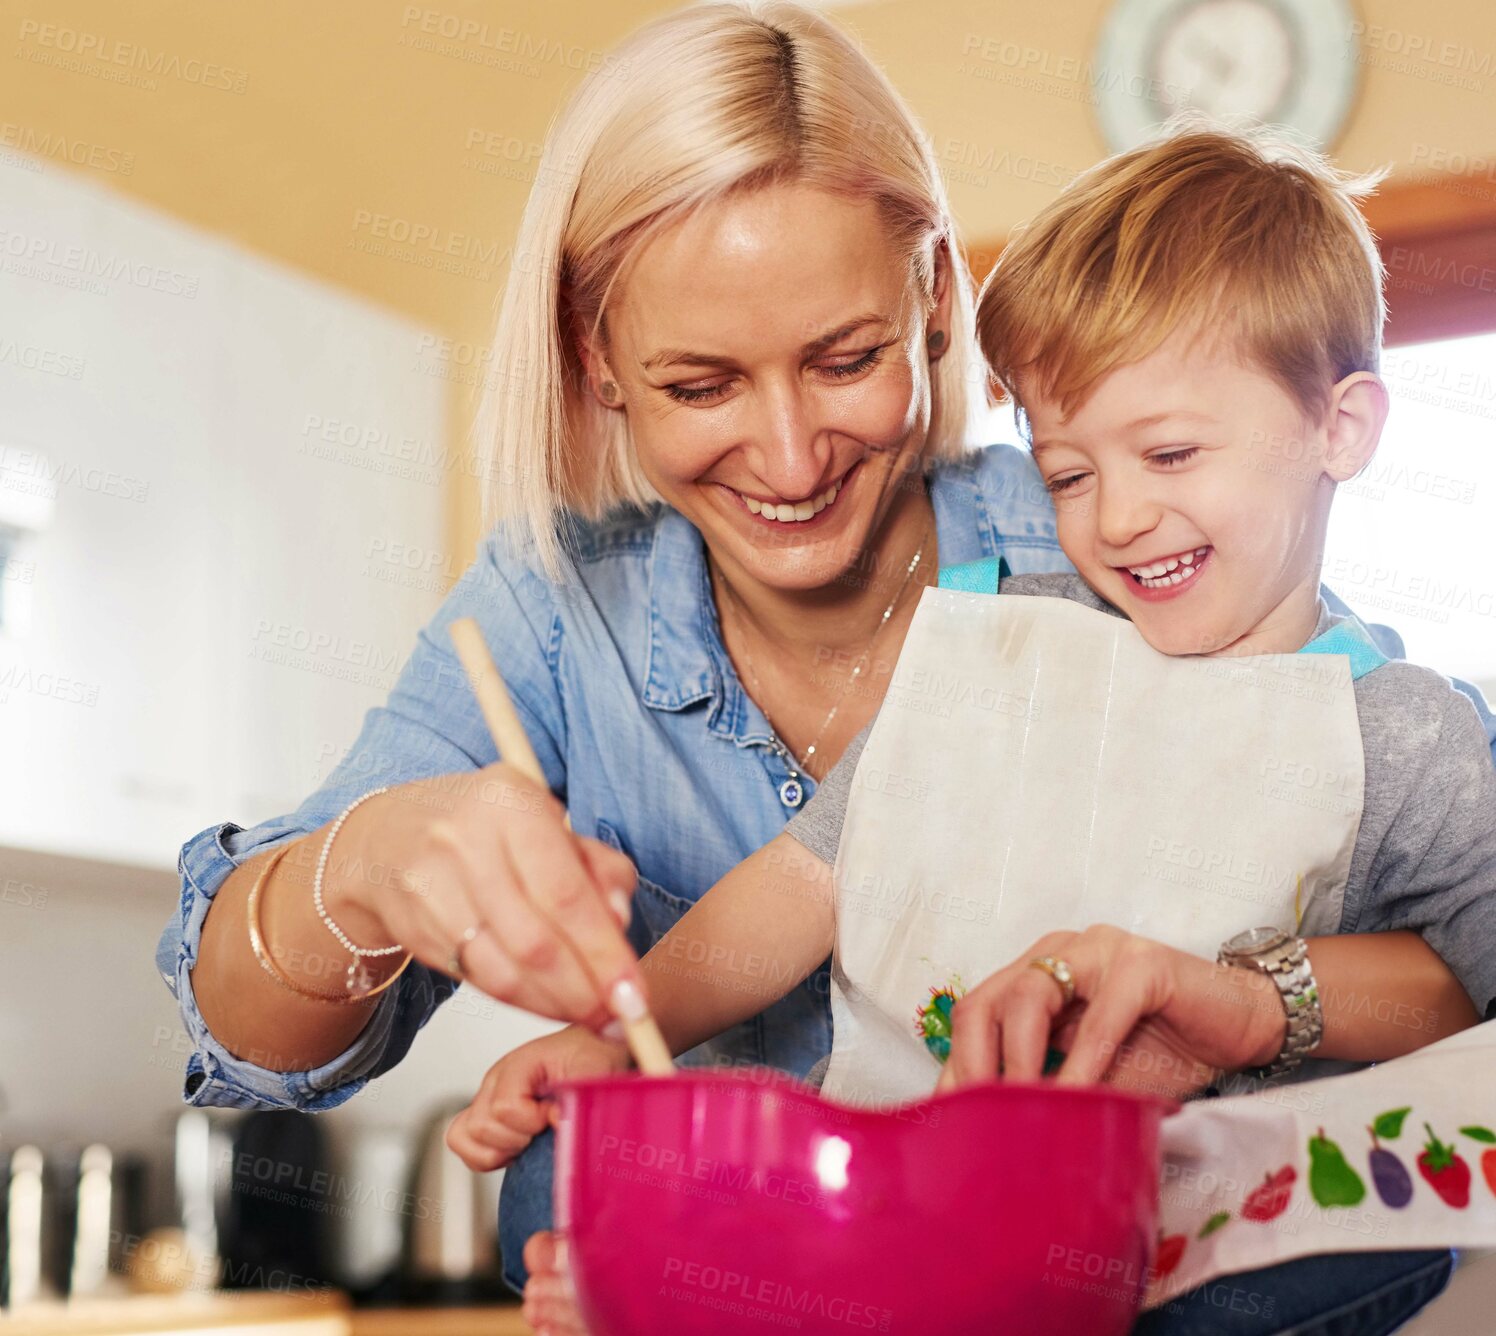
[778,777,804,809]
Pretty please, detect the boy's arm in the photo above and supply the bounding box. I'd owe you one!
[449,832,836,1171]
[639,717,872,1056]
[1176,679,1493,1075]
[1354,687,1496,1024]
[1277,932,1478,1065]
[641,831,835,1057]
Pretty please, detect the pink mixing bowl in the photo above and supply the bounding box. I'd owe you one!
[554,1068,1173,1335]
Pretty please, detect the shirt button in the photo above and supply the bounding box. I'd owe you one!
[778,778,804,808]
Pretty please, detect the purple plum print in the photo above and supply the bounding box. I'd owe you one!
[1367,1107,1414,1210]
[1368,1127,1413,1209]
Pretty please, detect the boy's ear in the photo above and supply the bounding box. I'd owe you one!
[1322,372,1388,483]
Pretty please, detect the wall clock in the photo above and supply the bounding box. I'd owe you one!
[1093,0,1361,152]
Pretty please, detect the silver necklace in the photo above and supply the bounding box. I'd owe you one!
[718,525,930,806]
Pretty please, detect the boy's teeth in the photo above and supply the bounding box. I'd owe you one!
[743,477,842,522]
[1127,547,1207,578]
[1135,557,1181,579]
[1128,546,1209,588]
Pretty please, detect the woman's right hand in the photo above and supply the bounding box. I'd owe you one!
[446,1026,632,1172]
[321,762,643,1028]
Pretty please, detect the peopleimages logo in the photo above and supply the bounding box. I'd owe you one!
[0,123,135,175]
[660,1257,894,1331]
[597,1133,828,1210]
[0,228,199,298]
[15,21,249,93]
[397,6,629,77]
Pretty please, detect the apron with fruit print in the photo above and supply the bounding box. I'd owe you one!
[823,560,1496,1304]
[822,562,1374,1109]
[1149,1023,1496,1306]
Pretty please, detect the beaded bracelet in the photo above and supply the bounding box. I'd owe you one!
[311,786,407,993]
[247,839,412,1006]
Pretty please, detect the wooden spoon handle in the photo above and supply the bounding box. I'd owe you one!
[448,616,673,1076]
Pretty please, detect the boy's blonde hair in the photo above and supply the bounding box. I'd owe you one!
[977,121,1387,430]
[478,1,975,576]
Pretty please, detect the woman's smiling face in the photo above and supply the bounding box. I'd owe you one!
[590,181,951,592]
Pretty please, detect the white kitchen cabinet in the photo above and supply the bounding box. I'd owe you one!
[0,154,448,870]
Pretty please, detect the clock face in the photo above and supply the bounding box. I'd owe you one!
[1152,0,1295,121]
[1094,0,1360,152]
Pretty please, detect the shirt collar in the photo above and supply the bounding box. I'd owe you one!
[639,461,991,734]
[642,506,719,715]
[928,455,1000,568]
[643,507,781,744]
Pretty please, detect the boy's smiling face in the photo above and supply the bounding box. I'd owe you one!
[1024,326,1385,658]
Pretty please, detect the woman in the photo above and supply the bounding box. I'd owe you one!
[161,0,1031,1099]
[160,4,1478,1332]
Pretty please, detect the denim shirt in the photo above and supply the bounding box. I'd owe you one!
[157,444,1496,1111]
[156,446,1058,1108]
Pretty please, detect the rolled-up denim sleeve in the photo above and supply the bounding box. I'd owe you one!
[156,820,455,1110]
[157,532,568,1110]
[1322,584,1496,763]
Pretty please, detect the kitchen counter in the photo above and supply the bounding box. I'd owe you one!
[350,1307,532,1335]
[1,1294,533,1336]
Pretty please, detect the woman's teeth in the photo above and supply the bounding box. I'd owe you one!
[741,477,842,523]
[1127,547,1210,589]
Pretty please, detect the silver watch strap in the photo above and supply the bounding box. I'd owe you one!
[1226,936,1324,1079]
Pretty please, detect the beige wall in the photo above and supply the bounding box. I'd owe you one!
[6,0,1492,565]
[849,0,1496,260]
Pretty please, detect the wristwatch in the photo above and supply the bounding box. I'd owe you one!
[1217,927,1324,1080]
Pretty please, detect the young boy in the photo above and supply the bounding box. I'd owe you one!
[451,126,1494,1170]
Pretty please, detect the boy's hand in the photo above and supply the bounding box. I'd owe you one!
[446,1026,631,1171]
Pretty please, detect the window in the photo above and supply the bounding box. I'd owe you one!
[1325,331,1496,688]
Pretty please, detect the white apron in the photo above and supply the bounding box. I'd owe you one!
[823,564,1372,1108]
[820,560,1496,1300]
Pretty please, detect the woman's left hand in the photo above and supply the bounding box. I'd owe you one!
[935,925,1288,1099]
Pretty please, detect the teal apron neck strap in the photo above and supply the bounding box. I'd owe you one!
[937,555,1007,594]
[936,564,1387,682]
[1296,616,1389,681]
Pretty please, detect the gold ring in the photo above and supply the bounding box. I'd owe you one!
[447,925,481,980]
[1028,955,1076,1007]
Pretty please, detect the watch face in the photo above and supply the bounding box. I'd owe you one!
[1228,926,1287,954]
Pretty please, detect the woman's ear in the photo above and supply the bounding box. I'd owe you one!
[576,331,625,411]
[1322,372,1389,483]
[926,238,955,365]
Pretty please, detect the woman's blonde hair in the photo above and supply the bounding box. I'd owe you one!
[476,1,976,575]
[977,119,1387,431]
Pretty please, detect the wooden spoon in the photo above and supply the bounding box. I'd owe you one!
[448,616,673,1076]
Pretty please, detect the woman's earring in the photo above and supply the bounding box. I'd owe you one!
[926,330,946,355]
[599,380,621,404]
